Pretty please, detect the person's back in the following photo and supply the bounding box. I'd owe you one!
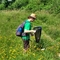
[22,20,31,40]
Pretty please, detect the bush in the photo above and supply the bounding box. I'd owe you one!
[49,0,60,14]
[0,0,60,14]
[0,0,2,4]
[25,0,41,11]
[11,0,28,9]
[0,4,5,10]
[25,4,39,12]
[29,0,41,5]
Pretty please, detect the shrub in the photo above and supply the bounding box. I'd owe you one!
[0,0,2,4]
[49,0,60,14]
[11,0,28,9]
[0,4,5,10]
[25,4,39,12]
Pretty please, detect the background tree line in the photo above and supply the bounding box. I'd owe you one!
[0,0,60,14]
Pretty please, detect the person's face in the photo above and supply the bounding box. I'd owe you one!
[30,18,35,22]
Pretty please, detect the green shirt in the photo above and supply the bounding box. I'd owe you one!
[22,20,31,40]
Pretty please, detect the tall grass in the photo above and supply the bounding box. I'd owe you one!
[0,10,60,60]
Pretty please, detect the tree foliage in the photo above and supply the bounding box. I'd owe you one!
[0,0,60,14]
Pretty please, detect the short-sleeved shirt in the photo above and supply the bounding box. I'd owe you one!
[22,20,31,40]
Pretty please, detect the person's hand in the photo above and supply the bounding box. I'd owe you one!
[30,30,36,36]
[31,30,36,33]
[33,30,36,33]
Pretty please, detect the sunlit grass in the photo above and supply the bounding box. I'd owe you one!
[0,10,60,60]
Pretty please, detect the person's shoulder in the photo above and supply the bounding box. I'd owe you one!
[25,20,30,23]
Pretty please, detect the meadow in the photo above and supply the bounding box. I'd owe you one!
[0,10,60,60]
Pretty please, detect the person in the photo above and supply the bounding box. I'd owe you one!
[21,13,36,52]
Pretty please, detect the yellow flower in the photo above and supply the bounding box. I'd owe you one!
[13,49,16,52]
[9,47,12,49]
[9,57,11,60]
[12,56,16,58]
[37,48,40,50]
[33,53,35,56]
[9,49,12,53]
[38,58,42,60]
[38,55,43,60]
[0,36,2,39]
[34,45,36,48]
[2,56,4,59]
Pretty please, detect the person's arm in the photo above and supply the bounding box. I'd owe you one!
[24,30,36,33]
[24,21,36,33]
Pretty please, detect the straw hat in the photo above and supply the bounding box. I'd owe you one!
[30,13,36,19]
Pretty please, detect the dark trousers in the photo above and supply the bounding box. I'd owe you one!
[23,40,30,50]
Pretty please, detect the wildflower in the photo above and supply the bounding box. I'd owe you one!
[0,36,2,39]
[38,57,43,60]
[9,46,12,48]
[58,53,60,57]
[37,48,40,50]
[12,56,16,58]
[38,55,43,60]
[9,49,12,53]
[34,45,36,48]
[33,53,35,56]
[38,58,41,60]
[2,56,4,59]
[13,49,16,52]
[9,57,11,60]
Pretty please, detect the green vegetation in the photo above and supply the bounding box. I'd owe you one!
[0,10,60,60]
[0,0,60,14]
[0,0,60,60]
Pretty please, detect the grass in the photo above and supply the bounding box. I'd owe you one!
[0,10,60,60]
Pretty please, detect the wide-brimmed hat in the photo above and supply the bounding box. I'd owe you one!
[30,13,36,19]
